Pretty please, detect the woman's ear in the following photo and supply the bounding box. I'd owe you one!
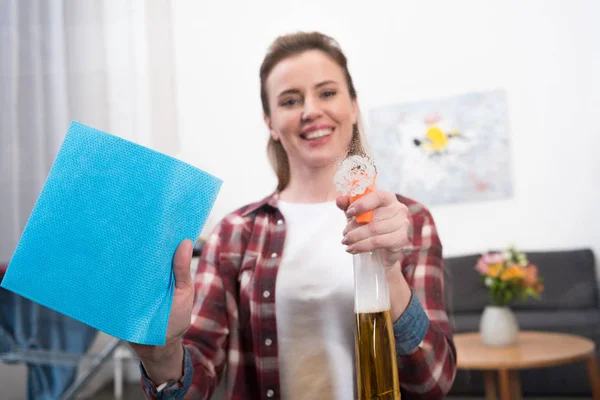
[264,115,280,141]
[351,99,359,125]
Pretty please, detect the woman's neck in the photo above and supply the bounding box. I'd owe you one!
[279,164,339,203]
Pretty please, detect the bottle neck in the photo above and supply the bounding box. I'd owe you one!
[353,251,391,313]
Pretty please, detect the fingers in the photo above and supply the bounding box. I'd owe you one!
[343,202,401,235]
[344,232,402,254]
[340,189,410,256]
[173,239,193,289]
[343,215,409,250]
[343,216,399,244]
[344,190,397,218]
[336,195,351,212]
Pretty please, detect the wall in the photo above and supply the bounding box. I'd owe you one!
[171,0,600,273]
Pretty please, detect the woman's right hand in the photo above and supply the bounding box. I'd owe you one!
[129,239,195,381]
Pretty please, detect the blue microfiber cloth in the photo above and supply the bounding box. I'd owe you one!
[1,121,222,345]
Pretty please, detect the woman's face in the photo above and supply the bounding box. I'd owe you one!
[265,50,358,170]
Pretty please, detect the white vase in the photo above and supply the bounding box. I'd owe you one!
[479,306,519,346]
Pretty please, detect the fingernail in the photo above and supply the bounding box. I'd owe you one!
[345,245,354,253]
[341,236,348,245]
[346,207,356,217]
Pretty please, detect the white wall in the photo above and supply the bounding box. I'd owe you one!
[171,1,600,270]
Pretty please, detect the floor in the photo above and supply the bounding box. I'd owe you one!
[92,383,593,400]
[93,381,226,399]
[93,383,145,400]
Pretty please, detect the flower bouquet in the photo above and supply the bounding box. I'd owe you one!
[475,246,544,346]
[475,246,544,306]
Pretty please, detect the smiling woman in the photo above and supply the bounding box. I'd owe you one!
[260,33,369,196]
[263,50,359,199]
[133,31,457,400]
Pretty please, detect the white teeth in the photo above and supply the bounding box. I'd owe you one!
[304,129,333,140]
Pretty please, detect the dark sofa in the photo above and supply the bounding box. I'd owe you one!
[444,248,600,396]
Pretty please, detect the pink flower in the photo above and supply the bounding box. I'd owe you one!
[475,252,505,275]
[475,259,488,274]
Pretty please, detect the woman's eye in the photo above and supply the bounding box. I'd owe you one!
[281,98,299,107]
[322,90,337,98]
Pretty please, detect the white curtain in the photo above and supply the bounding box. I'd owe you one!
[0,0,179,396]
[0,0,179,263]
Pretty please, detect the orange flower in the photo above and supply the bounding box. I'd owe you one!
[500,265,525,281]
[487,263,503,278]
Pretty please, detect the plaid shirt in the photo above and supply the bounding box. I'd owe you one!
[142,192,456,399]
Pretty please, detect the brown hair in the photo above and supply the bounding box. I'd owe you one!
[260,31,368,191]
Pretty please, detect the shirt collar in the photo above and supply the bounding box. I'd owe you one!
[240,191,281,217]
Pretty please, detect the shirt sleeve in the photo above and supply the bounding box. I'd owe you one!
[392,289,429,354]
[140,345,194,399]
[394,205,457,399]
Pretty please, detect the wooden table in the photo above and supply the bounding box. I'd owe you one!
[455,331,600,400]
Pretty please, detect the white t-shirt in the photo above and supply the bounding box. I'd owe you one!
[275,200,356,400]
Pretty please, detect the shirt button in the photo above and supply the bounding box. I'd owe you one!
[265,338,272,346]
[263,290,270,298]
[271,252,277,258]
[277,219,283,225]
[266,389,274,398]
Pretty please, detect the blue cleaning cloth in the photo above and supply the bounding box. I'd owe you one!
[1,121,222,345]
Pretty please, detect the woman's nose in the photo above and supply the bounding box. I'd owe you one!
[301,98,323,122]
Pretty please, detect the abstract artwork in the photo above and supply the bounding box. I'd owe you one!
[367,90,513,206]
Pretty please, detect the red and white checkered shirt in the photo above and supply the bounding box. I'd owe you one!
[142,192,456,399]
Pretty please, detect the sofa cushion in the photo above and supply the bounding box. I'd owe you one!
[511,249,598,310]
[450,309,600,337]
[443,253,487,313]
[443,249,598,313]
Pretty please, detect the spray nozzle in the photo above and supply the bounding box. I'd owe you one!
[334,155,377,224]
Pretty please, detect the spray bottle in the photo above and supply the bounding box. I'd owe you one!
[335,155,401,400]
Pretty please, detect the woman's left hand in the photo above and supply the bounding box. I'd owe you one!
[336,189,411,268]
